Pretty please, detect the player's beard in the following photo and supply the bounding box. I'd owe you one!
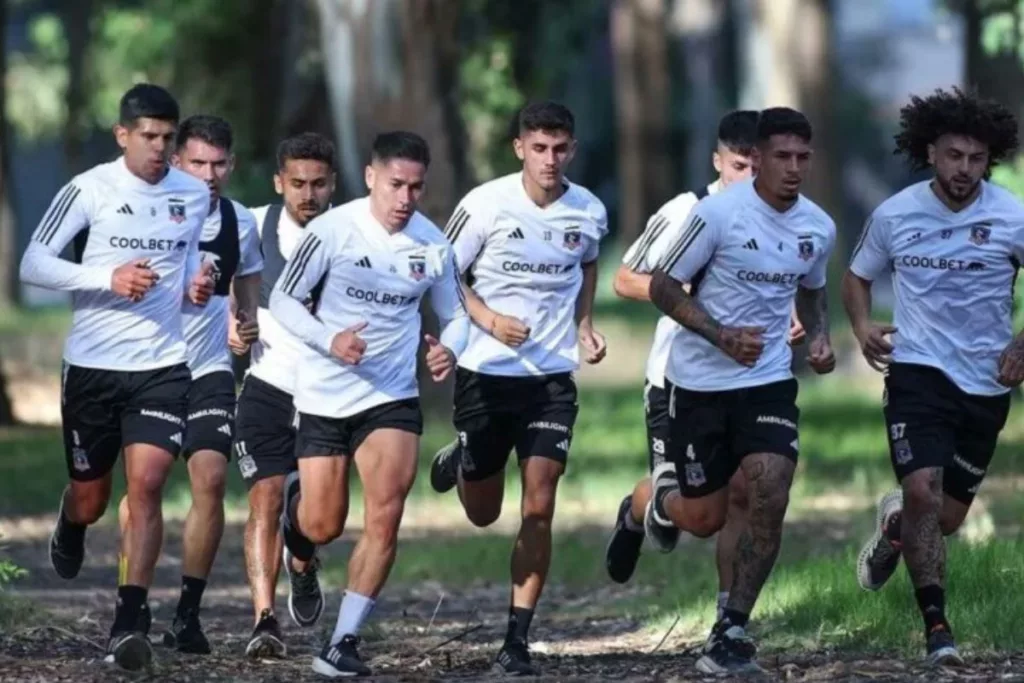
[938,173,978,202]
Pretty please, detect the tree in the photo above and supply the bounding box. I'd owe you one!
[0,0,19,423]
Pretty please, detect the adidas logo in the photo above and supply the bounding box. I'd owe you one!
[556,439,569,452]
[743,238,759,250]
[507,227,525,239]
[170,432,182,446]
[218,423,232,437]
[116,204,134,215]
[355,256,372,268]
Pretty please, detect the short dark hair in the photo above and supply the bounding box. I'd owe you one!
[276,132,336,170]
[371,131,431,167]
[717,110,759,156]
[517,101,575,137]
[176,115,233,152]
[893,87,1019,172]
[756,107,813,144]
[119,83,179,127]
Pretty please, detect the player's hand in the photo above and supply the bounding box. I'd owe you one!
[997,336,1024,387]
[579,324,607,364]
[490,314,531,347]
[188,262,215,306]
[330,321,368,365]
[112,258,159,302]
[717,326,765,367]
[424,334,456,382]
[788,311,806,346]
[856,323,896,372]
[229,310,259,355]
[807,334,836,374]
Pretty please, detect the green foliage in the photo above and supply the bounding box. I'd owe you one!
[459,36,524,180]
[5,14,68,140]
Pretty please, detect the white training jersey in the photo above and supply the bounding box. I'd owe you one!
[246,205,310,395]
[660,178,836,391]
[850,180,1024,396]
[445,172,609,376]
[182,199,263,379]
[624,182,719,389]
[19,157,209,372]
[269,197,468,419]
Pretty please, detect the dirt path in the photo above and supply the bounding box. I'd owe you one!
[2,520,1023,682]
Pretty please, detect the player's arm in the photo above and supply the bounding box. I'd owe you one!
[422,249,470,382]
[268,228,336,356]
[796,229,837,374]
[19,181,117,292]
[842,215,895,370]
[615,208,687,302]
[996,224,1024,386]
[649,208,762,366]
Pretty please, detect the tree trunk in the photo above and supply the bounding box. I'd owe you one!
[59,0,94,176]
[0,0,18,423]
[611,0,671,247]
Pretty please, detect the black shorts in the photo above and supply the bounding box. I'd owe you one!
[883,362,1010,504]
[61,362,191,482]
[182,371,236,460]
[234,375,297,490]
[667,378,800,498]
[644,381,671,471]
[452,368,579,482]
[295,399,423,459]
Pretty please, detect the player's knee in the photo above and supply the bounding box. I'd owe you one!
[727,473,750,512]
[465,502,502,528]
[73,490,108,525]
[684,505,727,538]
[903,471,942,513]
[126,467,169,502]
[303,513,344,545]
[247,480,283,521]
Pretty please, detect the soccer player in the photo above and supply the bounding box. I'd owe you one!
[114,114,264,654]
[646,107,836,674]
[18,84,214,671]
[272,131,468,678]
[604,111,760,610]
[428,101,608,676]
[844,88,1023,665]
[234,133,335,658]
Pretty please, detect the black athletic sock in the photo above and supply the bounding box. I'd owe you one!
[722,608,750,629]
[915,584,950,635]
[60,508,86,542]
[284,488,315,563]
[112,585,149,633]
[176,576,207,616]
[505,606,534,645]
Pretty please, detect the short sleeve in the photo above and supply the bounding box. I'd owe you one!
[581,201,608,264]
[849,214,891,280]
[622,195,696,274]
[655,204,721,283]
[443,191,492,274]
[802,225,836,290]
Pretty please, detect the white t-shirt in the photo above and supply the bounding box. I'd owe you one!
[850,180,1024,396]
[445,172,609,376]
[660,178,836,391]
[183,199,263,379]
[623,182,719,389]
[269,197,467,419]
[245,205,310,395]
[19,157,208,371]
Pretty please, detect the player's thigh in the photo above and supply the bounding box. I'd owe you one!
[944,389,1011,510]
[882,363,958,484]
[515,372,578,469]
[294,412,353,517]
[234,375,297,491]
[452,368,518,483]
[121,363,191,459]
[61,363,124,482]
[667,382,733,499]
[350,399,423,504]
[644,381,671,472]
[733,378,800,473]
[182,370,236,463]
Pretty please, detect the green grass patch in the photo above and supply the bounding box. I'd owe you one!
[0,307,71,337]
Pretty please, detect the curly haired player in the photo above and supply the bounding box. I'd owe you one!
[843,87,1023,666]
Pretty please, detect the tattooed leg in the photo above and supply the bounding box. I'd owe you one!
[724,453,795,620]
[901,468,945,588]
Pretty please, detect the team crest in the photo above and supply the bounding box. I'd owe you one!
[563,228,582,250]
[797,236,814,261]
[969,223,991,245]
[168,198,186,223]
[408,255,426,281]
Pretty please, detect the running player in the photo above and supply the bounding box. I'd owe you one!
[844,88,1022,665]
[19,84,214,671]
[646,107,836,674]
[235,133,334,657]
[272,131,468,678]
[429,101,608,676]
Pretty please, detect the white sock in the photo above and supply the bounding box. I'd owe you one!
[331,591,375,644]
[716,591,729,620]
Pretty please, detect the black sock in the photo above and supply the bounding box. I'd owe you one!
[60,508,86,542]
[112,585,148,633]
[505,606,534,644]
[284,483,315,562]
[915,584,949,635]
[177,575,207,616]
[722,608,749,628]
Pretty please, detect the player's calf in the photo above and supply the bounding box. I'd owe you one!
[50,481,109,580]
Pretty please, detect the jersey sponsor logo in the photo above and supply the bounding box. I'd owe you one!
[736,270,803,285]
[563,228,582,250]
[896,255,986,272]
[109,236,188,251]
[169,198,187,223]
[969,222,991,245]
[408,254,426,281]
[502,261,573,275]
[140,408,186,427]
[527,420,571,434]
[953,453,985,477]
[756,414,796,431]
[188,407,232,421]
[798,235,814,261]
[345,286,417,306]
